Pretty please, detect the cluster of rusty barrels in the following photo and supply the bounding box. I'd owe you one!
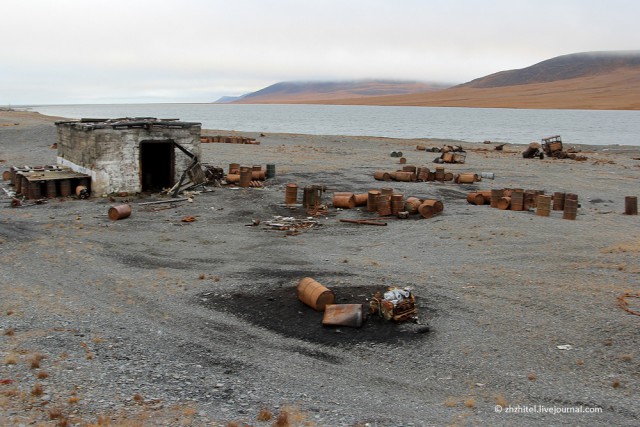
[467,188,580,219]
[332,188,443,219]
[4,166,91,200]
[374,166,480,184]
[226,163,275,188]
[200,135,259,145]
[283,183,327,209]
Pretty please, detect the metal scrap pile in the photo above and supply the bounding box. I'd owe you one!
[264,216,321,235]
[369,287,417,322]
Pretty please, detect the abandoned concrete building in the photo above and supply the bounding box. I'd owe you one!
[55,117,202,195]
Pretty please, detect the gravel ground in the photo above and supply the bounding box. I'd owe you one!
[1,111,639,426]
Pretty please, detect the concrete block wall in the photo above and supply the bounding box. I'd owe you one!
[56,120,201,195]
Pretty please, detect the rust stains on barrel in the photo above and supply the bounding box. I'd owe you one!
[563,194,578,220]
[466,192,485,205]
[553,192,566,210]
[536,195,551,216]
[510,189,524,211]
[374,171,391,181]
[108,204,132,221]
[297,277,335,311]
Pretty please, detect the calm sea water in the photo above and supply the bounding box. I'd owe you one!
[29,103,640,146]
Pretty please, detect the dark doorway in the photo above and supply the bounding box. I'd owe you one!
[140,140,175,192]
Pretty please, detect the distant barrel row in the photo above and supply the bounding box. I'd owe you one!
[467,189,579,220]
[333,189,443,219]
[200,135,260,144]
[375,165,483,184]
[282,184,443,219]
[225,163,275,187]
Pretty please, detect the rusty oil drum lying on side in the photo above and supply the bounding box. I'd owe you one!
[297,277,335,311]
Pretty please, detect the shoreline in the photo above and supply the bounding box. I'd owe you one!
[3,109,640,153]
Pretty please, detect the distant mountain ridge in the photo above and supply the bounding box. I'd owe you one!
[459,50,640,88]
[215,51,640,110]
[216,80,449,104]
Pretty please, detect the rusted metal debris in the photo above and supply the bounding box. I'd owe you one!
[322,304,364,328]
[264,216,321,234]
[369,287,417,322]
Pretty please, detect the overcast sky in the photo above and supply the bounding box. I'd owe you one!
[1,0,638,105]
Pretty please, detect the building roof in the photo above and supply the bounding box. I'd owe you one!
[55,117,201,130]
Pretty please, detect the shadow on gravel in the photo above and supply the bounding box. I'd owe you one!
[198,284,431,347]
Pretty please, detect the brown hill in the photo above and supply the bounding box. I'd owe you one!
[230,80,449,104]
[236,51,640,110]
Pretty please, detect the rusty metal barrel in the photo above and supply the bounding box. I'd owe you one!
[332,193,356,209]
[419,199,443,218]
[553,192,566,211]
[353,193,368,207]
[284,183,298,204]
[435,167,445,182]
[497,196,511,210]
[303,186,322,209]
[374,171,391,181]
[490,189,503,208]
[239,166,252,188]
[536,195,551,216]
[524,190,538,210]
[376,194,392,216]
[228,163,240,175]
[563,195,578,220]
[444,172,454,182]
[399,157,407,164]
[367,190,380,212]
[390,194,404,215]
[2,171,10,181]
[297,277,335,311]
[59,179,72,197]
[251,170,266,180]
[416,167,429,182]
[466,192,485,205]
[394,171,416,182]
[510,189,524,211]
[108,204,132,221]
[625,196,638,215]
[380,187,394,196]
[404,197,422,214]
[402,165,417,173]
[28,180,41,200]
[225,174,241,183]
[45,180,57,198]
[455,173,477,184]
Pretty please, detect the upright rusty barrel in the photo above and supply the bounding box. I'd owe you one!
[303,186,322,209]
[228,163,240,175]
[284,183,298,204]
[377,194,392,216]
[435,166,445,182]
[28,180,42,200]
[536,195,551,217]
[625,196,638,215]
[59,179,72,197]
[390,194,404,215]
[367,190,380,212]
[553,192,566,211]
[239,166,252,188]
[45,180,57,198]
[510,189,524,211]
[563,194,578,220]
[297,277,335,311]
[108,204,132,221]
